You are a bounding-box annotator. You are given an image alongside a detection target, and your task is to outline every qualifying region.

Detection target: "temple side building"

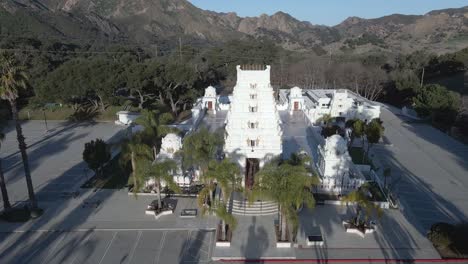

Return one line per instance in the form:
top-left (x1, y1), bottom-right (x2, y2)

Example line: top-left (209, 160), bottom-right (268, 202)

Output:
top-left (280, 88), bottom-right (381, 123)
top-left (224, 65), bottom-right (283, 188)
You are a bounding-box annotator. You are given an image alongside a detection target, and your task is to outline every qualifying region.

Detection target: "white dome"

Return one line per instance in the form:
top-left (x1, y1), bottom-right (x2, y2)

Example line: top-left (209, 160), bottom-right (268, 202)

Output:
top-left (324, 135), bottom-right (347, 156)
top-left (161, 133), bottom-right (182, 154)
top-left (204, 86), bottom-right (216, 97)
top-left (290, 86), bottom-right (302, 97)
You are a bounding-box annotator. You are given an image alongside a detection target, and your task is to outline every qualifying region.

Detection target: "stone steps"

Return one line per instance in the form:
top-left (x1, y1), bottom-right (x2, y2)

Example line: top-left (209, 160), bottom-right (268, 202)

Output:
top-left (229, 199), bottom-right (278, 216)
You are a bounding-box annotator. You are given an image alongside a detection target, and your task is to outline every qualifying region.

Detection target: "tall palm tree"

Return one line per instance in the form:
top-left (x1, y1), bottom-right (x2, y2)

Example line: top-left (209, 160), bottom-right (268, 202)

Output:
top-left (341, 183), bottom-right (383, 227)
top-left (250, 154), bottom-right (320, 242)
top-left (0, 125), bottom-right (11, 211)
top-left (120, 134), bottom-right (152, 195)
top-left (134, 109), bottom-right (175, 159)
top-left (143, 158), bottom-right (181, 209)
top-left (205, 159), bottom-right (241, 241)
top-left (0, 53), bottom-right (40, 213)
top-left (182, 127), bottom-right (223, 208)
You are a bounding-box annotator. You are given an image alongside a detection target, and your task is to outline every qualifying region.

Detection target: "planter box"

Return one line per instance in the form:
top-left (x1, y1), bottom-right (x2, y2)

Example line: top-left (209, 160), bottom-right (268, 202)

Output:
top-left (216, 223), bottom-right (232, 247)
top-left (306, 235), bottom-right (324, 246)
top-left (215, 241), bottom-right (231, 247)
top-left (154, 210), bottom-right (173, 220)
top-left (343, 221), bottom-right (376, 238)
top-left (145, 210), bottom-right (156, 216)
top-left (180, 209), bottom-right (198, 218)
top-left (276, 242), bottom-right (292, 248)
top-left (274, 224), bottom-right (291, 248)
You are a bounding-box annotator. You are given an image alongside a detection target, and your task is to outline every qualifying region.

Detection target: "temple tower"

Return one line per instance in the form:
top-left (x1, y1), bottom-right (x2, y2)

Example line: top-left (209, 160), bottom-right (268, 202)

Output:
top-left (224, 65), bottom-right (283, 188)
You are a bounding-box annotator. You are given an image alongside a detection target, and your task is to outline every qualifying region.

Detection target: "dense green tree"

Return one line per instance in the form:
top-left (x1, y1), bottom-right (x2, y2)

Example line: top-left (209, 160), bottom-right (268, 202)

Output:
top-left (82, 139), bottom-right (111, 177)
top-left (413, 84), bottom-right (460, 118)
top-left (154, 62), bottom-right (199, 116)
top-left (0, 53), bottom-right (40, 215)
top-left (346, 119), bottom-right (365, 149)
top-left (364, 118), bottom-right (385, 159)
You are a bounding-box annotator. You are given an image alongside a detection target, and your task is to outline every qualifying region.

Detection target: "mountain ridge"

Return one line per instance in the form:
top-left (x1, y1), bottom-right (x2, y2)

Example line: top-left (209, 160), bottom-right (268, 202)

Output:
top-left (1, 0), bottom-right (467, 54)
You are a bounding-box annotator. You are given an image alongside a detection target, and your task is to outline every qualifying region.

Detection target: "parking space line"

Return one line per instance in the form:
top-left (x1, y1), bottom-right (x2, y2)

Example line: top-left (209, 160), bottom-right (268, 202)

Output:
top-left (154, 231), bottom-right (166, 264)
top-left (40, 232), bottom-right (66, 264)
top-left (127, 231), bottom-right (142, 264)
top-left (182, 230), bottom-right (192, 258)
top-left (70, 231), bottom-right (95, 264)
top-left (98, 231), bottom-right (117, 264)
top-left (208, 230), bottom-right (213, 260)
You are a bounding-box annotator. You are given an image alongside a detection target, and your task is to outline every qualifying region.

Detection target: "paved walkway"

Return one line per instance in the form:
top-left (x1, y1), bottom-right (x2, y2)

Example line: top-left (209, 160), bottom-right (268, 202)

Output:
top-left (212, 205), bottom-right (439, 261)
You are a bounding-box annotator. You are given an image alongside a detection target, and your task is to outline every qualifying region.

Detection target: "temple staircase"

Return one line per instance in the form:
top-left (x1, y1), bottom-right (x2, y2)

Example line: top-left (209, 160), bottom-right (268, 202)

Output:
top-left (228, 192), bottom-right (278, 216)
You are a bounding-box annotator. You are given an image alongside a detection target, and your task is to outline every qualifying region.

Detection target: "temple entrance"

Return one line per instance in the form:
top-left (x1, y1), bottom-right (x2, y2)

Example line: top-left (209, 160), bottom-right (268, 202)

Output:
top-left (245, 158), bottom-right (260, 189)
top-left (294, 101), bottom-right (299, 111)
top-left (207, 101), bottom-right (213, 110)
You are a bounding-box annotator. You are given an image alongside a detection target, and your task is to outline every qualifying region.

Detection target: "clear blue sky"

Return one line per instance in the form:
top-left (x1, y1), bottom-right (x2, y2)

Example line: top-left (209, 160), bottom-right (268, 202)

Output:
top-left (189, 0), bottom-right (468, 26)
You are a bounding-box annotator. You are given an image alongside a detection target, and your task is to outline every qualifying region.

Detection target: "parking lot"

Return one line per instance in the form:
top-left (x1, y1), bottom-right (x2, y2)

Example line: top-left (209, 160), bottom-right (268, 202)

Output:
top-left (0, 121), bottom-right (125, 206)
top-left (0, 229), bottom-right (215, 264)
top-left (374, 107), bottom-right (468, 232)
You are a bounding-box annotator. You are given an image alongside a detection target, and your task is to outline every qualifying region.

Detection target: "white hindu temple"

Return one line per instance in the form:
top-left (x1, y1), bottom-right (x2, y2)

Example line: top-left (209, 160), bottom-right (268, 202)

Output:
top-left (145, 133), bottom-right (192, 190)
top-left (316, 135), bottom-right (366, 194)
top-left (224, 65), bottom-right (283, 188)
top-left (169, 65), bottom-right (382, 195)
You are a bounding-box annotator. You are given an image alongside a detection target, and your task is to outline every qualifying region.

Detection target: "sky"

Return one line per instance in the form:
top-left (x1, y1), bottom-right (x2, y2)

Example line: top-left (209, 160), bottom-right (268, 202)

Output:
top-left (189, 0), bottom-right (468, 26)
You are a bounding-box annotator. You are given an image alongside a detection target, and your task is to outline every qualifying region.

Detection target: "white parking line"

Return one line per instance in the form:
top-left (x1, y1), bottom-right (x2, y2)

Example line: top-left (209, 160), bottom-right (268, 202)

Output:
top-left (208, 231), bottom-right (213, 260)
top-left (70, 231), bottom-right (95, 264)
top-left (181, 230), bottom-right (192, 259)
top-left (40, 233), bottom-right (66, 264)
top-left (154, 231), bottom-right (166, 264)
top-left (127, 231), bottom-right (142, 264)
top-left (98, 231), bottom-right (117, 264)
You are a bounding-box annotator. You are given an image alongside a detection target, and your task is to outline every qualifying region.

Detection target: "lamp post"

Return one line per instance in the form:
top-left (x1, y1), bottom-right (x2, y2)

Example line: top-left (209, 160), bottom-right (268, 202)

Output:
top-left (42, 108), bottom-right (49, 133)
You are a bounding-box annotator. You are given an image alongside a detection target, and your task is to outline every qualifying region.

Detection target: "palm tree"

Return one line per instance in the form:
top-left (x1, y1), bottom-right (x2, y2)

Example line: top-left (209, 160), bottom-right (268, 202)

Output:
top-left (205, 159), bottom-right (242, 241)
top-left (341, 183), bottom-right (383, 227)
top-left (0, 125), bottom-right (11, 212)
top-left (0, 53), bottom-right (40, 214)
top-left (120, 134), bottom-right (152, 195)
top-left (134, 109), bottom-right (175, 159)
top-left (143, 158), bottom-right (181, 209)
top-left (250, 154), bottom-right (320, 242)
top-left (182, 127), bottom-right (223, 207)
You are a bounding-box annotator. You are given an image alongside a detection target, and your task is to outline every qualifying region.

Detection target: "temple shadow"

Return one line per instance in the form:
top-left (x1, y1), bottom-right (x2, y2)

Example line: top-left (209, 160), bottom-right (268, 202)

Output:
top-left (241, 216), bottom-right (268, 263)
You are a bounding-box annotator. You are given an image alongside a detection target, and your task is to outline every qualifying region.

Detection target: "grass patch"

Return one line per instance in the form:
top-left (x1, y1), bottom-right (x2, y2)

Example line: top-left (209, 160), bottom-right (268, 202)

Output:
top-left (349, 147), bottom-right (373, 166)
top-left (19, 105), bottom-right (128, 121)
top-left (81, 154), bottom-right (130, 189)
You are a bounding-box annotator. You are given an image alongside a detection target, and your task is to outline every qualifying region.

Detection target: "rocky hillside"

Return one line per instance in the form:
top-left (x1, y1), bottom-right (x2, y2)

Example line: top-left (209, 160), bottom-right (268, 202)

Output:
top-left (1, 0), bottom-right (467, 54)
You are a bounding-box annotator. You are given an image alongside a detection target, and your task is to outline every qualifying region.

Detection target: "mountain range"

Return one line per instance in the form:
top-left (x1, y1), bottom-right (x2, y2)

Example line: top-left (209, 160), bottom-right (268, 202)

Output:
top-left (1, 0), bottom-right (467, 54)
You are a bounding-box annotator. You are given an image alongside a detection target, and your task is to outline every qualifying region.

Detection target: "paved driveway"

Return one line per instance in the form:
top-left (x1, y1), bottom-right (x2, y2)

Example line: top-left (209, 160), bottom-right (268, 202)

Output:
top-left (0, 121), bottom-right (124, 207)
top-left (373, 107), bottom-right (468, 233)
